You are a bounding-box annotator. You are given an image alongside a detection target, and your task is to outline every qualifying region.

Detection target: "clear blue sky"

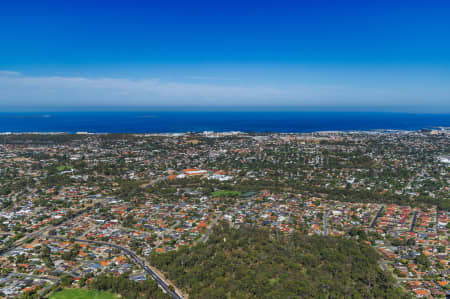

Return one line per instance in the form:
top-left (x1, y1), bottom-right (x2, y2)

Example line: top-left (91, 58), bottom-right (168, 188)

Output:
top-left (1, 0), bottom-right (449, 112)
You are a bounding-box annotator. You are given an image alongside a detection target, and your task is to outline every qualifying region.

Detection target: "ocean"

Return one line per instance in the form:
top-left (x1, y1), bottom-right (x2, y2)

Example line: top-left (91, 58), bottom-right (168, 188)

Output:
top-left (0, 111), bottom-right (449, 133)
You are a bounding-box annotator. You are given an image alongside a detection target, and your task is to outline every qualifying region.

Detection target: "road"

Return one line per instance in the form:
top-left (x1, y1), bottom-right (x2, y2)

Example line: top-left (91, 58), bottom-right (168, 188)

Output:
top-left (0, 197), bottom-right (183, 297)
top-left (370, 205), bottom-right (385, 228)
top-left (2, 208), bottom-right (88, 256)
top-left (142, 175), bottom-right (169, 188)
top-left (323, 210), bottom-right (329, 236)
top-left (48, 236), bottom-right (183, 299)
top-left (10, 272), bottom-right (60, 296)
top-left (377, 260), bottom-right (401, 287)
top-left (158, 220), bottom-right (181, 237)
top-left (201, 211), bottom-right (223, 243)
top-left (2, 197), bottom-right (105, 256)
top-left (10, 272), bottom-right (60, 282)
top-left (378, 259), bottom-right (388, 271)
top-left (409, 211), bottom-right (419, 232)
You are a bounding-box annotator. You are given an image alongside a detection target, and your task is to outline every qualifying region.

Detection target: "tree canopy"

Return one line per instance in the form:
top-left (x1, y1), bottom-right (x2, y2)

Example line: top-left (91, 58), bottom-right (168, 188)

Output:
top-left (150, 224), bottom-right (407, 298)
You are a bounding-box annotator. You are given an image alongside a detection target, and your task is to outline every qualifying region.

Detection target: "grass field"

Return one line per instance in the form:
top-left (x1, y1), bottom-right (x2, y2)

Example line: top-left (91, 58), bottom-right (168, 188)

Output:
top-left (56, 165), bottom-right (72, 171)
top-left (211, 190), bottom-right (241, 198)
top-left (50, 288), bottom-right (118, 299)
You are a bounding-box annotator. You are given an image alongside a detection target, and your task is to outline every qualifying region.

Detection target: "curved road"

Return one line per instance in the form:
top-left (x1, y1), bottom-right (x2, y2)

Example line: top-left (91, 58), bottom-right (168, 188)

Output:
top-left (48, 236), bottom-right (183, 299)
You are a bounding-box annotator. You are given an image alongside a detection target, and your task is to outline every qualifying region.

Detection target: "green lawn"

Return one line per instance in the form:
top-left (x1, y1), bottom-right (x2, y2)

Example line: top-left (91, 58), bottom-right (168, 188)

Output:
top-left (50, 288), bottom-right (118, 299)
top-left (56, 165), bottom-right (72, 171)
top-left (211, 190), bottom-right (241, 198)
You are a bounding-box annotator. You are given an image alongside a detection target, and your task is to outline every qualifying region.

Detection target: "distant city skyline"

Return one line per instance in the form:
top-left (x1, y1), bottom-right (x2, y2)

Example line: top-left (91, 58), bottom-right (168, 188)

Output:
top-left (1, 1), bottom-right (449, 112)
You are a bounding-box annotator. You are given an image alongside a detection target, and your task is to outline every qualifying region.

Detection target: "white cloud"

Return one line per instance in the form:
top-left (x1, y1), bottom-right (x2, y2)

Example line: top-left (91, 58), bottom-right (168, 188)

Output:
top-left (0, 70), bottom-right (21, 76)
top-left (0, 73), bottom-right (448, 110)
top-left (185, 75), bottom-right (238, 81)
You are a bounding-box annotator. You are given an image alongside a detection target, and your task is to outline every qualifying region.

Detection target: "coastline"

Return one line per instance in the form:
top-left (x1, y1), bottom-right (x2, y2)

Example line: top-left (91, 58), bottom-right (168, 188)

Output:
top-left (0, 111), bottom-right (449, 134)
top-left (0, 129), bottom-right (448, 135)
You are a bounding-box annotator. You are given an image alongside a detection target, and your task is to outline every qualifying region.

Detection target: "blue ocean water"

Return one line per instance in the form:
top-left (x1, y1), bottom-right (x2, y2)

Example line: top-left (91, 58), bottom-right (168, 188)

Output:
top-left (0, 112), bottom-right (449, 133)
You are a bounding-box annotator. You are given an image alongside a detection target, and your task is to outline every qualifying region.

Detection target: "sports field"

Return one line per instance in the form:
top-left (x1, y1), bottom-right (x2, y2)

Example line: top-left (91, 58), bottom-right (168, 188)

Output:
top-left (50, 288), bottom-right (118, 299)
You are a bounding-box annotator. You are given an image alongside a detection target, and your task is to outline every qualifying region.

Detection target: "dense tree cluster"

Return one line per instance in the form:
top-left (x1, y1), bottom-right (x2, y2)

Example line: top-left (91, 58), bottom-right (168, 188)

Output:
top-left (150, 224), bottom-right (406, 298)
top-left (61, 243), bottom-right (80, 261)
top-left (90, 273), bottom-right (170, 299)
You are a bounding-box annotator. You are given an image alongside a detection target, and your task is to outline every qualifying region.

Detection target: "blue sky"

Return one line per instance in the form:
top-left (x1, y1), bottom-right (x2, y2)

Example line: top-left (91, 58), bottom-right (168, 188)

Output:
top-left (0, 0), bottom-right (449, 112)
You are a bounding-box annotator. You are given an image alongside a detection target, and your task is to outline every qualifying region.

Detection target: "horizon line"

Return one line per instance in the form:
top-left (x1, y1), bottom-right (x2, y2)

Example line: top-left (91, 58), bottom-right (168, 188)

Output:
top-left (1, 106), bottom-right (450, 114)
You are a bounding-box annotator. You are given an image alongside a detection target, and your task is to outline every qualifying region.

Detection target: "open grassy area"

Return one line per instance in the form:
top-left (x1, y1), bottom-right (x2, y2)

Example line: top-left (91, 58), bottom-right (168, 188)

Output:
top-left (211, 190), bottom-right (241, 198)
top-left (50, 288), bottom-right (118, 299)
top-left (56, 165), bottom-right (72, 171)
